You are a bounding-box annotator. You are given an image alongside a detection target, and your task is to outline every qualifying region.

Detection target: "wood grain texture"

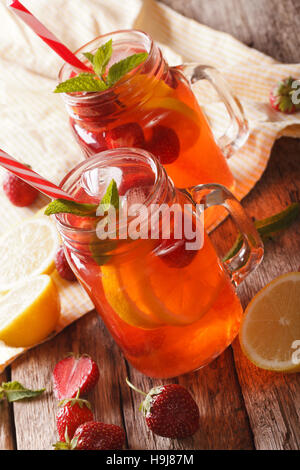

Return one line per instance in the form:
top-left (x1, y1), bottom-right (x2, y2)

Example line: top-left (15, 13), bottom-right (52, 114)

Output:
top-left (2, 0), bottom-right (300, 451)
top-left (0, 371), bottom-right (15, 450)
top-left (160, 0), bottom-right (300, 62)
top-left (124, 347), bottom-right (254, 450)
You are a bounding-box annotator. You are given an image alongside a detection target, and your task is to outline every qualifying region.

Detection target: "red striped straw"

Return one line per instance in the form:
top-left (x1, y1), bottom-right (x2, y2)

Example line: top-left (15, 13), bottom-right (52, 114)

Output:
top-left (0, 149), bottom-right (75, 201)
top-left (7, 0), bottom-right (90, 72)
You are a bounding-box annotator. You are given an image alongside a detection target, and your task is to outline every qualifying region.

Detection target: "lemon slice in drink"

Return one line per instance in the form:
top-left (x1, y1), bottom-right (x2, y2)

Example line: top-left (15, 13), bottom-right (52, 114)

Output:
top-left (0, 217), bottom-right (60, 292)
top-left (101, 264), bottom-right (164, 329)
top-left (239, 272), bottom-right (300, 372)
top-left (0, 275), bottom-right (60, 347)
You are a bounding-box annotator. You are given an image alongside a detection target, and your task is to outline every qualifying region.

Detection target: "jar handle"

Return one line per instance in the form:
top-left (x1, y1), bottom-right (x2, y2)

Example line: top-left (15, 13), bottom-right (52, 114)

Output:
top-left (174, 64), bottom-right (249, 158)
top-left (186, 183), bottom-right (264, 286)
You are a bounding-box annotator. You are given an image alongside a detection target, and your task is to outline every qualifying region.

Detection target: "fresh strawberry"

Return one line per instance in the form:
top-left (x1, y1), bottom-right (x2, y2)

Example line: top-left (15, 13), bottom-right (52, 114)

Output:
top-left (56, 390), bottom-right (94, 441)
top-left (54, 421), bottom-right (125, 450)
top-left (2, 172), bottom-right (38, 207)
top-left (53, 354), bottom-right (100, 400)
top-left (269, 77), bottom-right (300, 114)
top-left (105, 122), bottom-right (145, 149)
top-left (147, 126), bottom-right (180, 164)
top-left (126, 379), bottom-right (199, 438)
top-left (55, 246), bottom-right (77, 282)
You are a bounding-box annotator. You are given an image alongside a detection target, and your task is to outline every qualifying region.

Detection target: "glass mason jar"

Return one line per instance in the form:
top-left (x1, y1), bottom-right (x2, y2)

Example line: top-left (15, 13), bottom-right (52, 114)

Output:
top-left (59, 30), bottom-right (249, 190)
top-left (54, 148), bottom-right (263, 379)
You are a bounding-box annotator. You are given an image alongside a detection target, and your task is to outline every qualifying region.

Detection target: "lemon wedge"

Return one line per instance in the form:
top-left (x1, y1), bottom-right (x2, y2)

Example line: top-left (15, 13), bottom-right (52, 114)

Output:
top-left (239, 272), bottom-right (300, 372)
top-left (0, 217), bottom-right (60, 293)
top-left (0, 274), bottom-right (60, 347)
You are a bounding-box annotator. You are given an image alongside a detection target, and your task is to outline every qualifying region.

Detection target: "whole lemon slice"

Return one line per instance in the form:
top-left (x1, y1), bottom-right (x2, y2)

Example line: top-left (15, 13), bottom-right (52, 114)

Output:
top-left (239, 272), bottom-right (300, 372)
top-left (0, 274), bottom-right (60, 347)
top-left (0, 217), bottom-right (60, 293)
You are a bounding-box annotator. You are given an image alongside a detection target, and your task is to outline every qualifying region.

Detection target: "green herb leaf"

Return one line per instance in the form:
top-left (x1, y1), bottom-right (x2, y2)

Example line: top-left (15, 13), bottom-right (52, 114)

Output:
top-left (107, 52), bottom-right (148, 87)
top-left (82, 52), bottom-right (95, 66)
top-left (223, 203), bottom-right (300, 262)
top-left (44, 199), bottom-right (98, 217)
top-left (0, 381), bottom-right (45, 402)
top-left (98, 178), bottom-right (119, 213)
top-left (54, 73), bottom-right (108, 93)
top-left (93, 39), bottom-right (113, 78)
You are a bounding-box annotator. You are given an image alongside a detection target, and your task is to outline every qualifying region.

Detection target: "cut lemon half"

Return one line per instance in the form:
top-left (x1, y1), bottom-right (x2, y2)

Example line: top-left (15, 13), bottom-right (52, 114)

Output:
top-left (0, 217), bottom-right (60, 292)
top-left (239, 272), bottom-right (300, 372)
top-left (0, 274), bottom-right (60, 347)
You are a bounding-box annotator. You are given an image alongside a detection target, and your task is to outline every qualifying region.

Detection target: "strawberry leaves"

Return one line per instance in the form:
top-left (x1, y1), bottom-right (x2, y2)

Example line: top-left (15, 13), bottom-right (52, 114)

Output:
top-left (0, 381), bottom-right (45, 402)
top-left (54, 39), bottom-right (148, 93)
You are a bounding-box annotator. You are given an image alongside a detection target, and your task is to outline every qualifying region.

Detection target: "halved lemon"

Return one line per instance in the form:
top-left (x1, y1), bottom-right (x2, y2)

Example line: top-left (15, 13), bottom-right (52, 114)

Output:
top-left (0, 217), bottom-right (60, 292)
top-left (239, 272), bottom-right (300, 372)
top-left (0, 274), bottom-right (60, 347)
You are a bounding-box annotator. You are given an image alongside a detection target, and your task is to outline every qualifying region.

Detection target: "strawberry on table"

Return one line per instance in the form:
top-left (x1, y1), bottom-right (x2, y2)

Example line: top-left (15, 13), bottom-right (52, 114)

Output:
top-left (54, 421), bottom-right (125, 450)
top-left (105, 122), bottom-right (145, 149)
top-left (55, 246), bottom-right (77, 282)
top-left (56, 390), bottom-right (94, 441)
top-left (126, 379), bottom-right (200, 438)
top-left (269, 76), bottom-right (300, 114)
top-left (3, 171), bottom-right (38, 207)
top-left (147, 125), bottom-right (180, 164)
top-left (53, 354), bottom-right (100, 400)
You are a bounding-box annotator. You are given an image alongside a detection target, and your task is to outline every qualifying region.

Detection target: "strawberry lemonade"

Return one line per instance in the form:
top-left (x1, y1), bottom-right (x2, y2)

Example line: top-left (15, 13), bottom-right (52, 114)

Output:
top-left (58, 30), bottom-right (247, 190)
top-left (52, 149), bottom-right (262, 379)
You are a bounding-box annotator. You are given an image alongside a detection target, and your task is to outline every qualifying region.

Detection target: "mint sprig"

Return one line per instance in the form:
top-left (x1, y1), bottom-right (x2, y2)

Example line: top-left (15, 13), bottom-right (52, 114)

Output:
top-left (0, 381), bottom-right (45, 403)
top-left (54, 39), bottom-right (148, 93)
top-left (44, 178), bottom-right (120, 217)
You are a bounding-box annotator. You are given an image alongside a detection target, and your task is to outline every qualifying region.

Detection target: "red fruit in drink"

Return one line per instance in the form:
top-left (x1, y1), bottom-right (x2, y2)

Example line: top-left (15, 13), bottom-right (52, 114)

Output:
top-left (157, 211), bottom-right (199, 268)
top-left (105, 122), bottom-right (145, 149)
top-left (127, 381), bottom-right (200, 438)
top-left (55, 246), bottom-right (77, 282)
top-left (269, 77), bottom-right (300, 114)
top-left (147, 126), bottom-right (180, 164)
top-left (72, 421), bottom-right (125, 450)
top-left (53, 354), bottom-right (100, 400)
top-left (118, 171), bottom-right (155, 196)
top-left (56, 392), bottom-right (94, 441)
top-left (2, 172), bottom-right (38, 207)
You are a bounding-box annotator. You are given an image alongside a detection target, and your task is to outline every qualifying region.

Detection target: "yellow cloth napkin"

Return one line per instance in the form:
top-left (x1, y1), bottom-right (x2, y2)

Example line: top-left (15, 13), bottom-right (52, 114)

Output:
top-left (0, 0), bottom-right (299, 372)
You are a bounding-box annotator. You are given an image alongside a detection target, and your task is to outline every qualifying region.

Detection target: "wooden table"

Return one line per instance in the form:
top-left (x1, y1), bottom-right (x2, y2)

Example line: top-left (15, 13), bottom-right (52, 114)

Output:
top-left (1, 0), bottom-right (300, 451)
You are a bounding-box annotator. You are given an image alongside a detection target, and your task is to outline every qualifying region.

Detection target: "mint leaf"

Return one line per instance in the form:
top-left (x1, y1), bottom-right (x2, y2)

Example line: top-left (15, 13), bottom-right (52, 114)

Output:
top-left (0, 381), bottom-right (45, 402)
top-left (54, 73), bottom-right (108, 93)
top-left (93, 39), bottom-right (113, 77)
top-left (82, 52), bottom-right (95, 66)
top-left (107, 52), bottom-right (148, 86)
top-left (98, 178), bottom-right (119, 212)
top-left (45, 199), bottom-right (98, 217)
top-left (44, 179), bottom-right (119, 217)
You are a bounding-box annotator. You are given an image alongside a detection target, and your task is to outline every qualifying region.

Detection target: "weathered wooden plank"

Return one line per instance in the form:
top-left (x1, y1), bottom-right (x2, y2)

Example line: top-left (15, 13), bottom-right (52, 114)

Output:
top-left (232, 137), bottom-right (300, 450)
top-left (160, 0), bottom-right (300, 62)
top-left (124, 348), bottom-right (254, 450)
top-left (0, 370), bottom-right (15, 450)
top-left (10, 310), bottom-right (128, 450)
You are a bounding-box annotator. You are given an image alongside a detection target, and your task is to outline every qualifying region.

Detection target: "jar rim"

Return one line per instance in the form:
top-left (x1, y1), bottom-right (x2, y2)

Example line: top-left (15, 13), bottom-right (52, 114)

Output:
top-left (54, 147), bottom-right (170, 235)
top-left (58, 29), bottom-right (155, 102)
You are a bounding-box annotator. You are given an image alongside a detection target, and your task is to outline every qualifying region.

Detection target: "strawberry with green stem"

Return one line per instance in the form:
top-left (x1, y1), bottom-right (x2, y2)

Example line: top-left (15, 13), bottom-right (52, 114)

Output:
top-left (55, 389), bottom-right (94, 442)
top-left (270, 77), bottom-right (300, 114)
top-left (126, 378), bottom-right (200, 438)
top-left (54, 421), bottom-right (125, 450)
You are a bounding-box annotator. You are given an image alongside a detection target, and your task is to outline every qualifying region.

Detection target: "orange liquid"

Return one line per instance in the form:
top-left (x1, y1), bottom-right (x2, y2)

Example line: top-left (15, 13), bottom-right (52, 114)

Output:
top-left (64, 196), bottom-right (242, 379)
top-left (68, 65), bottom-right (235, 190)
